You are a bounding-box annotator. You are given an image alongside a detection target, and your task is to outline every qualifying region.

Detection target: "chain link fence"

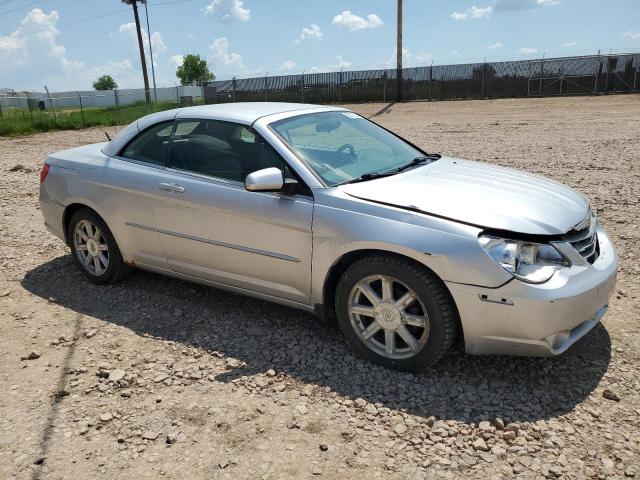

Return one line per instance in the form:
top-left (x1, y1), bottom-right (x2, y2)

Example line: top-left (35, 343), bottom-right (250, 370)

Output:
top-left (2, 52), bottom-right (638, 136)
top-left (204, 52), bottom-right (640, 105)
top-left (0, 85), bottom-right (204, 136)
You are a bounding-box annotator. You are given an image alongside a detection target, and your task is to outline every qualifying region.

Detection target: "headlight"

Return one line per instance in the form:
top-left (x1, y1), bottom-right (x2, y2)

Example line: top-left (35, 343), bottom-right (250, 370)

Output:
top-left (478, 235), bottom-right (569, 284)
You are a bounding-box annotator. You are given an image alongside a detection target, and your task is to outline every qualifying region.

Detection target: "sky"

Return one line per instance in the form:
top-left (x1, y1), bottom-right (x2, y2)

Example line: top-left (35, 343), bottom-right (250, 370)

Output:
top-left (0, 0), bottom-right (639, 91)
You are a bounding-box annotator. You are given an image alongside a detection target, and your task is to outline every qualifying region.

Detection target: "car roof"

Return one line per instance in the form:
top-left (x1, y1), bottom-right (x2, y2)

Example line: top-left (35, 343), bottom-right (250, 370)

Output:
top-left (176, 102), bottom-right (346, 124)
top-left (103, 102), bottom-right (347, 157)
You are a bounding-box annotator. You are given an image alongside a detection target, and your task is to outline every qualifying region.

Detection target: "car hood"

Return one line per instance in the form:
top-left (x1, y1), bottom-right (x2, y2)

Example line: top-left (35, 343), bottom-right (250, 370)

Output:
top-left (341, 157), bottom-right (590, 235)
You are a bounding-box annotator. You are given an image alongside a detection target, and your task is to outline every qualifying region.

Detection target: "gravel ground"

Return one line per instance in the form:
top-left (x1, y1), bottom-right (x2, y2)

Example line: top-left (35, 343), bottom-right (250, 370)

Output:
top-left (1, 95), bottom-right (639, 480)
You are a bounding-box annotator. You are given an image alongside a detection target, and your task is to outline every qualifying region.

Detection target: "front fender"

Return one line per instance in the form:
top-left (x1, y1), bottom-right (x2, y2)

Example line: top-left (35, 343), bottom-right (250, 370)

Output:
top-left (310, 199), bottom-right (512, 307)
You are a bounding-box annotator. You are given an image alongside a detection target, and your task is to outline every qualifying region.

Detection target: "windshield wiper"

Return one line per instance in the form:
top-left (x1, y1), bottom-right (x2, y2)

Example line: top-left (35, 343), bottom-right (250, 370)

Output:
top-left (392, 154), bottom-right (440, 173)
top-left (338, 154), bottom-right (441, 186)
top-left (339, 171), bottom-right (397, 185)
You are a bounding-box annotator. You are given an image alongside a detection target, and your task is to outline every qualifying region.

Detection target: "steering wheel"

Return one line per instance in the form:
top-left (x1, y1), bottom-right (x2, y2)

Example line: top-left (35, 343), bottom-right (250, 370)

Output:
top-left (336, 143), bottom-right (356, 162)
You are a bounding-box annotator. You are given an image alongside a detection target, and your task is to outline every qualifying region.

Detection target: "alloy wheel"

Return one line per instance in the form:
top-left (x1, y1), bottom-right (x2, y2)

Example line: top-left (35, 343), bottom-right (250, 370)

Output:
top-left (73, 219), bottom-right (109, 276)
top-left (348, 274), bottom-right (430, 359)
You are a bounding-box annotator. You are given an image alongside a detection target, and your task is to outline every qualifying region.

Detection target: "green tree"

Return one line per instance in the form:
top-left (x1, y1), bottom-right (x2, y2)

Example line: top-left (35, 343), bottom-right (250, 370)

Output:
top-left (176, 54), bottom-right (215, 86)
top-left (93, 75), bottom-right (118, 91)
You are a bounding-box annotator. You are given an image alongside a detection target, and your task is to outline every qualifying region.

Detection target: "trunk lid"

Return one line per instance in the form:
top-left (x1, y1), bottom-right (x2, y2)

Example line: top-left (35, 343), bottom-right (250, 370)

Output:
top-left (47, 142), bottom-right (108, 171)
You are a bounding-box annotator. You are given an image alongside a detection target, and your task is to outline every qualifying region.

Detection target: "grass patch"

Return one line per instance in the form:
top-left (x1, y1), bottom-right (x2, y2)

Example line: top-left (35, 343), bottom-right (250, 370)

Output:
top-left (0, 99), bottom-right (203, 137)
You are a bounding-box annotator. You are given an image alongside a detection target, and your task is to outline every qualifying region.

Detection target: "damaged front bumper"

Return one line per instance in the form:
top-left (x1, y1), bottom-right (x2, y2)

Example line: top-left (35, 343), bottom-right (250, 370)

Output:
top-left (447, 224), bottom-right (618, 356)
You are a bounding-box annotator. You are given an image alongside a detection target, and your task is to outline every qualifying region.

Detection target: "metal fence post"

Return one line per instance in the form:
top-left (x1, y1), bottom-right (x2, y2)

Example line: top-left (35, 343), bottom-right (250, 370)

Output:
top-left (383, 72), bottom-right (387, 103)
top-left (429, 63), bottom-right (433, 101)
top-left (481, 60), bottom-right (486, 99)
top-left (539, 55), bottom-right (544, 96)
top-left (301, 72), bottom-right (305, 103)
top-left (604, 55), bottom-right (609, 94)
top-left (114, 90), bottom-right (120, 124)
top-left (339, 68), bottom-right (344, 103)
top-left (232, 76), bottom-right (237, 103)
top-left (78, 92), bottom-right (86, 128)
top-left (559, 75), bottom-right (563, 95)
top-left (264, 73), bottom-right (269, 102)
top-left (593, 50), bottom-right (600, 94)
top-left (25, 92), bottom-right (34, 124)
top-left (44, 86), bottom-right (58, 125)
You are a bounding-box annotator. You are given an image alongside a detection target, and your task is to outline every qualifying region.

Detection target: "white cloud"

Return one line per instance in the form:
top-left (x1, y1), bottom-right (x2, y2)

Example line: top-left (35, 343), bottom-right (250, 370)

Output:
top-left (330, 55), bottom-right (352, 69)
top-left (118, 22), bottom-right (135, 33)
top-left (0, 7), bottom-right (179, 90)
top-left (294, 24), bottom-right (322, 44)
top-left (386, 48), bottom-right (432, 67)
top-left (622, 31), bottom-right (640, 40)
top-left (308, 55), bottom-right (352, 73)
top-left (209, 37), bottom-right (244, 70)
top-left (90, 59), bottom-right (136, 85)
top-left (494, 0), bottom-right (560, 11)
top-left (519, 47), bottom-right (538, 54)
top-left (151, 32), bottom-right (166, 54)
top-left (119, 22), bottom-right (166, 56)
top-left (0, 8), bottom-right (87, 90)
top-left (308, 66), bottom-right (329, 74)
top-left (279, 60), bottom-right (296, 71)
top-left (203, 0), bottom-right (250, 22)
top-left (485, 42), bottom-right (503, 50)
top-left (332, 11), bottom-right (383, 32)
top-left (562, 41), bottom-right (578, 47)
top-left (414, 51), bottom-right (433, 64)
top-left (451, 50), bottom-right (460, 57)
top-left (169, 54), bottom-right (184, 68)
top-left (451, 6), bottom-right (492, 20)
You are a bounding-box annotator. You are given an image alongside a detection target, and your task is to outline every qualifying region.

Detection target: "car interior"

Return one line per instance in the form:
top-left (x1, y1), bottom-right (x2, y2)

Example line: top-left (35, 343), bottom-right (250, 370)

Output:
top-left (122, 120), bottom-right (287, 183)
top-left (167, 120), bottom-right (285, 182)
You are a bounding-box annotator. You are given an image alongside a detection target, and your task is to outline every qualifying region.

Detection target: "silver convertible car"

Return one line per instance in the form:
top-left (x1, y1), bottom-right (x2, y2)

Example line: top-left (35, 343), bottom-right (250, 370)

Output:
top-left (39, 102), bottom-right (618, 371)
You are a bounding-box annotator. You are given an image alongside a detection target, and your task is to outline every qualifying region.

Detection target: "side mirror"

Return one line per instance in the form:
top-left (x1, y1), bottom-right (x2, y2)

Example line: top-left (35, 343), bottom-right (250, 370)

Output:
top-left (245, 167), bottom-right (284, 192)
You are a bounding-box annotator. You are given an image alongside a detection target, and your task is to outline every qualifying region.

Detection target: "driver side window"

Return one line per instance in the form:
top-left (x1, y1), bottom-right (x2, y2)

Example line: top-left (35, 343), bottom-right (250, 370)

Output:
top-left (167, 119), bottom-right (288, 183)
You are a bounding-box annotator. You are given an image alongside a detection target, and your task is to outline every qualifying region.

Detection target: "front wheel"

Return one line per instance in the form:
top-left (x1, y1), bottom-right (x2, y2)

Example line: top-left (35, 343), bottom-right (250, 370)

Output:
top-left (335, 255), bottom-right (459, 372)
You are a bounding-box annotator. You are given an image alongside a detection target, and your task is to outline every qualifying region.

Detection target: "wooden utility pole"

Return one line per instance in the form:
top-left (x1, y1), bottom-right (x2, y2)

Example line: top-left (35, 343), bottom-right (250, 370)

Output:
top-left (396, 0), bottom-right (403, 102)
top-left (143, 0), bottom-right (157, 102)
top-left (122, 0), bottom-right (151, 104)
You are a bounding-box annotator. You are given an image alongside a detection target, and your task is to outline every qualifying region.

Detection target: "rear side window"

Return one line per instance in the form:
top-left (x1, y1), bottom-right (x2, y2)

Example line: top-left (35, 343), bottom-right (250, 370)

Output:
top-left (121, 122), bottom-right (173, 166)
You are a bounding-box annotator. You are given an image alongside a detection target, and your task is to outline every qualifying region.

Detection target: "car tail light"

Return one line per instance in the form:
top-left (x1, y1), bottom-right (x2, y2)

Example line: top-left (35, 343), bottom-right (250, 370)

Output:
top-left (40, 163), bottom-right (50, 183)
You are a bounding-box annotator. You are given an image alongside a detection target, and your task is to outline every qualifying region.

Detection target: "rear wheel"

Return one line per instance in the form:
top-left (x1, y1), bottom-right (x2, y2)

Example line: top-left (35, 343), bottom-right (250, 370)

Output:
top-left (68, 208), bottom-right (129, 284)
top-left (335, 255), bottom-right (459, 371)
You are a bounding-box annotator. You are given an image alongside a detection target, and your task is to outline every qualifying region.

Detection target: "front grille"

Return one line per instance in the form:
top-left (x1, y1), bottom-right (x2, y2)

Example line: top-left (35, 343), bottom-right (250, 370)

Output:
top-left (565, 216), bottom-right (599, 264)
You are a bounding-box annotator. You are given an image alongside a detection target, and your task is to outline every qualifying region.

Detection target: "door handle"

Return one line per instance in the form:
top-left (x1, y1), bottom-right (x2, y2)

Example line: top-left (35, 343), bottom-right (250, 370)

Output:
top-left (159, 182), bottom-right (185, 193)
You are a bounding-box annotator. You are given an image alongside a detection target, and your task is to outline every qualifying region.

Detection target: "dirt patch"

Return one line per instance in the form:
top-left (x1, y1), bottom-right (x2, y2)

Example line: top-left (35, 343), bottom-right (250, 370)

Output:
top-left (1, 95), bottom-right (639, 479)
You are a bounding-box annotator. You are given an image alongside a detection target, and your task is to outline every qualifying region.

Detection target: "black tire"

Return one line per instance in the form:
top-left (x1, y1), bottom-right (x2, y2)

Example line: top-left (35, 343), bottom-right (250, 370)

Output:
top-left (68, 208), bottom-right (130, 285)
top-left (335, 254), bottom-right (459, 372)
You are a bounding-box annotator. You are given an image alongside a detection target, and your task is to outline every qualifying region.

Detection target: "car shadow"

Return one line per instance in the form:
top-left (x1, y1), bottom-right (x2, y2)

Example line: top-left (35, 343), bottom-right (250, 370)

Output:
top-left (22, 255), bottom-right (611, 426)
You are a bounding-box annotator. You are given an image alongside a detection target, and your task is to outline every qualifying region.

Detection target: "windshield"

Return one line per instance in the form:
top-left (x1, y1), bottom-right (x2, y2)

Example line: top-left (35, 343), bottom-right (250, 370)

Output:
top-left (270, 111), bottom-right (428, 186)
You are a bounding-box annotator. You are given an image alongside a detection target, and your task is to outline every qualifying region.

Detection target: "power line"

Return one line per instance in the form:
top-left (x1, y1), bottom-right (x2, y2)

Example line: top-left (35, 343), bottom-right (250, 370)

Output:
top-left (0, 0), bottom-right (43, 16)
top-left (5, 8), bottom-right (130, 39)
top-left (1, 0), bottom-right (191, 38)
top-left (0, 0), bottom-right (25, 7)
top-left (147, 0), bottom-right (194, 6)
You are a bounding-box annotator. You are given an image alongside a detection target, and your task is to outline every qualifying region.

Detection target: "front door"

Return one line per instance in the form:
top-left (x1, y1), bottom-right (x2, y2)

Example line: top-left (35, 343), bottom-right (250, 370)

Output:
top-left (152, 118), bottom-right (314, 305)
